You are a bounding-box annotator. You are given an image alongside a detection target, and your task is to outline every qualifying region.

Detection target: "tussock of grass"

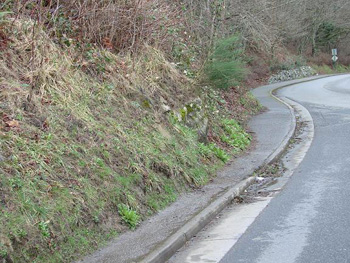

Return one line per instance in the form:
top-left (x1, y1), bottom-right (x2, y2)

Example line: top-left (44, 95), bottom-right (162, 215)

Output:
top-left (0, 20), bottom-right (255, 262)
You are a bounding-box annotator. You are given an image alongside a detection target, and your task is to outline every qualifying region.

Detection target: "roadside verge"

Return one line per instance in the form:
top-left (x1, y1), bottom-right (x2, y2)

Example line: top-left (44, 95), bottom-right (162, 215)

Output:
top-left (78, 75), bottom-right (335, 263)
top-left (140, 75), bottom-right (333, 263)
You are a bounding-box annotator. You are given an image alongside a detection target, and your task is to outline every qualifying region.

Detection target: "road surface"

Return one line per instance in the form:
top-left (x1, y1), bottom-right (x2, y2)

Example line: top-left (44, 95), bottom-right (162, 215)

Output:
top-left (169, 74), bottom-right (350, 263)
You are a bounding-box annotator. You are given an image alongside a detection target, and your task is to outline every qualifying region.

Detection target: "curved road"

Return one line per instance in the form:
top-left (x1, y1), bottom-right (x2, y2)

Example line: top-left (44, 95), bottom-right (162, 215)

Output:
top-left (220, 75), bottom-right (350, 263)
top-left (168, 75), bottom-right (350, 263)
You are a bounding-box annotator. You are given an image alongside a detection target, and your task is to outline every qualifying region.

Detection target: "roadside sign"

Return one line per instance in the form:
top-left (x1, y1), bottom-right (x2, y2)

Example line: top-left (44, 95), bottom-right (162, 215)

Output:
top-left (332, 55), bottom-right (338, 62)
top-left (332, 49), bottom-right (338, 56)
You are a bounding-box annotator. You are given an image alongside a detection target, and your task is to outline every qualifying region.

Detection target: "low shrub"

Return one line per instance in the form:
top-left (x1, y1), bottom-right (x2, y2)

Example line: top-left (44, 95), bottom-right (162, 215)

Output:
top-left (205, 35), bottom-right (247, 89)
top-left (117, 204), bottom-right (140, 230)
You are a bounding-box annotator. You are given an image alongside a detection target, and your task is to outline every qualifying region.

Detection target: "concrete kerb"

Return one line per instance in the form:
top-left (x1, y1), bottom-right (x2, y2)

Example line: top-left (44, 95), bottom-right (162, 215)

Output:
top-left (140, 177), bottom-right (255, 263)
top-left (139, 75), bottom-right (337, 263)
top-left (139, 177), bottom-right (255, 263)
top-left (265, 74), bottom-right (338, 164)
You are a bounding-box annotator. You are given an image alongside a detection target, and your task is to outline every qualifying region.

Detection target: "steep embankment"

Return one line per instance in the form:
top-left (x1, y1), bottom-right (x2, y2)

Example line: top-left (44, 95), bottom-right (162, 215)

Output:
top-left (0, 20), bottom-right (259, 262)
top-left (1, 0), bottom-right (349, 261)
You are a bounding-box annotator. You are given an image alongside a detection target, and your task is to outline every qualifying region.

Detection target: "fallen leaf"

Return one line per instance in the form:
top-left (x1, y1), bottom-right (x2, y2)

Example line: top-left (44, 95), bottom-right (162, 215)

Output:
top-left (102, 37), bottom-right (113, 50)
top-left (6, 120), bottom-right (19, 127)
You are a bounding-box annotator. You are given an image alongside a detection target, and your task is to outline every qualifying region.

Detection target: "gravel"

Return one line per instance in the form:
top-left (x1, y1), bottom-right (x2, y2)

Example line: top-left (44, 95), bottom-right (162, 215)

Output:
top-left (269, 66), bottom-right (318, 84)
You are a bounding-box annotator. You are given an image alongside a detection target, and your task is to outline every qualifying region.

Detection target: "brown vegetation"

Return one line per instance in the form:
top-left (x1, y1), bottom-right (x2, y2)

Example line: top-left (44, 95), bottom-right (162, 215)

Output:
top-left (3, 0), bottom-right (350, 65)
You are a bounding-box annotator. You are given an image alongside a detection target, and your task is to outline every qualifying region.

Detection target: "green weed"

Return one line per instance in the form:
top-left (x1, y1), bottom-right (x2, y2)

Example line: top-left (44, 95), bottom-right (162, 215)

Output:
top-left (209, 144), bottom-right (230, 162)
top-left (191, 166), bottom-right (210, 185)
top-left (335, 64), bottom-right (349, 73)
top-left (312, 64), bottom-right (349, 74)
top-left (117, 204), bottom-right (140, 230)
top-left (221, 119), bottom-right (251, 150)
top-left (38, 221), bottom-right (50, 238)
top-left (198, 142), bottom-right (225, 162)
top-left (198, 143), bottom-right (213, 158)
top-left (0, 244), bottom-right (7, 258)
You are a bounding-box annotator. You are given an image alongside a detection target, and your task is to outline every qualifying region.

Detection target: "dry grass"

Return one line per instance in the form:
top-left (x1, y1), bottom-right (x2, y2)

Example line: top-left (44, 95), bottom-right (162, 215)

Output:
top-left (1, 18), bottom-right (192, 117)
top-left (0, 19), bottom-right (256, 262)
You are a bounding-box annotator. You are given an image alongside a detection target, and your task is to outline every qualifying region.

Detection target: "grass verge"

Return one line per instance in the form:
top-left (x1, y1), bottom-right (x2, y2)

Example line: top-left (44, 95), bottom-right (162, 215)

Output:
top-left (0, 20), bottom-right (260, 262)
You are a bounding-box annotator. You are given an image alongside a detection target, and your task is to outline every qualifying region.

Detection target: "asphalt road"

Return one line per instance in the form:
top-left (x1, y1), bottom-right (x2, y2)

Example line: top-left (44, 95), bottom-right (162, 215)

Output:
top-left (168, 75), bottom-right (350, 263)
top-left (220, 75), bottom-right (350, 263)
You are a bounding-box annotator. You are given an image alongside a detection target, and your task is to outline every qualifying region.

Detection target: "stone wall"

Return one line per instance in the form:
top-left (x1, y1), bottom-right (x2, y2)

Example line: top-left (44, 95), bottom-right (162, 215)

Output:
top-left (268, 66), bottom-right (317, 84)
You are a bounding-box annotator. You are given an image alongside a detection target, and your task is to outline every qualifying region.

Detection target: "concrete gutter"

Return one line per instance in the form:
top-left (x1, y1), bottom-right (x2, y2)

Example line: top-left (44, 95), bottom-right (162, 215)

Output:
top-left (263, 74), bottom-right (339, 165)
top-left (140, 177), bottom-right (255, 263)
top-left (139, 75), bottom-right (337, 263)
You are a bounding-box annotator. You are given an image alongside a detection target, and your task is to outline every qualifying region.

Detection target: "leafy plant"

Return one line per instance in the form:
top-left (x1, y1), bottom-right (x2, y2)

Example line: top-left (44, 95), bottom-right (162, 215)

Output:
top-left (147, 185), bottom-right (177, 212)
top-left (198, 143), bottom-right (213, 158)
top-left (38, 221), bottom-right (50, 238)
top-left (117, 204), bottom-right (140, 230)
top-left (221, 119), bottom-right (251, 150)
top-left (209, 143), bottom-right (230, 162)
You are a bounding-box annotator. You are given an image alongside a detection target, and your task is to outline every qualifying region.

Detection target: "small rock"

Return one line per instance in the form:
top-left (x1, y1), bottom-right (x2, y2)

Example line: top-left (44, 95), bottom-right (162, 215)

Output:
top-left (198, 118), bottom-right (209, 143)
top-left (269, 66), bottom-right (317, 84)
top-left (161, 104), bottom-right (171, 113)
top-left (256, 176), bottom-right (265, 182)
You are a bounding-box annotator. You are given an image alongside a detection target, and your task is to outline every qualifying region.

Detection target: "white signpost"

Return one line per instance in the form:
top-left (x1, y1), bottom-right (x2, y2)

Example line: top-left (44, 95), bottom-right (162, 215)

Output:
top-left (332, 48), bottom-right (338, 67)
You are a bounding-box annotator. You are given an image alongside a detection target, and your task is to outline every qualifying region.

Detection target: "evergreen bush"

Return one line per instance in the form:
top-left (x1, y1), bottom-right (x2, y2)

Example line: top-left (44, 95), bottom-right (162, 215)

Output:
top-left (205, 35), bottom-right (247, 89)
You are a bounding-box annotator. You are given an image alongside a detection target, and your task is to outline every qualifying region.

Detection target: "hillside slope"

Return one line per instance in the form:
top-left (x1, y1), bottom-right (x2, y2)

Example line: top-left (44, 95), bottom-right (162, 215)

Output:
top-left (0, 19), bottom-right (259, 262)
top-left (1, 0), bottom-right (349, 261)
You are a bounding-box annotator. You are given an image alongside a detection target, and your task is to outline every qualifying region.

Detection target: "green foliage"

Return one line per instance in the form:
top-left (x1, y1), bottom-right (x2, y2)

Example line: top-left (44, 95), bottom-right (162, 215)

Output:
top-left (209, 144), bottom-right (230, 162)
top-left (0, 243), bottom-right (7, 258)
top-left (312, 63), bottom-right (349, 74)
top-left (316, 22), bottom-right (345, 50)
top-left (198, 142), bottom-right (229, 163)
top-left (0, 11), bottom-right (12, 23)
top-left (38, 221), bottom-right (50, 238)
top-left (335, 64), bottom-right (350, 73)
top-left (240, 92), bottom-right (263, 115)
top-left (311, 64), bottom-right (334, 74)
top-left (147, 184), bottom-right (177, 212)
top-left (221, 119), bottom-right (251, 150)
top-left (117, 204), bottom-right (140, 230)
top-left (205, 35), bottom-right (247, 89)
top-left (9, 177), bottom-right (24, 189)
top-left (198, 118), bottom-right (252, 164)
top-left (198, 143), bottom-right (214, 158)
top-left (172, 41), bottom-right (197, 78)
